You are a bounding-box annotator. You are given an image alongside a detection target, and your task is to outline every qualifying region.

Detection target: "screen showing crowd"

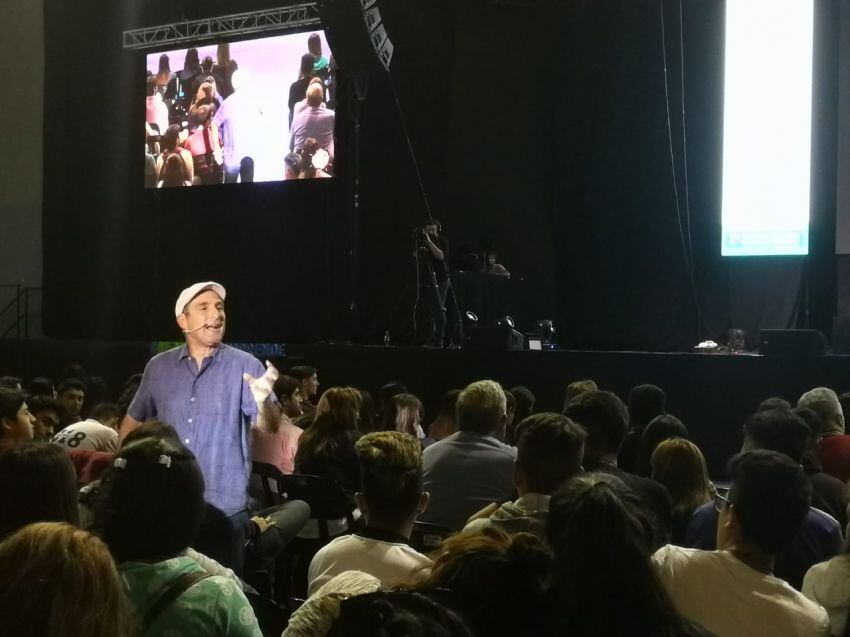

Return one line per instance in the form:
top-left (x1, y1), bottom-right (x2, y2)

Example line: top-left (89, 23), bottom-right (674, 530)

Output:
top-left (144, 31), bottom-right (335, 188)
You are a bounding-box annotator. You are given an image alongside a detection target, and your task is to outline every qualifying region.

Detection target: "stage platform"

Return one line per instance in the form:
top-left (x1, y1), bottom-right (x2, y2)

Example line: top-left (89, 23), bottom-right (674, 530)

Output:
top-left (3, 339), bottom-right (850, 476)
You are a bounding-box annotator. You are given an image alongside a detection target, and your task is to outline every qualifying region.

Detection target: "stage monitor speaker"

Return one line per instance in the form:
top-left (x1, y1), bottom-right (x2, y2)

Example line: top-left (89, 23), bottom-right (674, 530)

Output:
top-left (758, 329), bottom-right (826, 358)
top-left (316, 0), bottom-right (385, 75)
top-left (464, 326), bottom-right (524, 352)
top-left (833, 315), bottom-right (850, 354)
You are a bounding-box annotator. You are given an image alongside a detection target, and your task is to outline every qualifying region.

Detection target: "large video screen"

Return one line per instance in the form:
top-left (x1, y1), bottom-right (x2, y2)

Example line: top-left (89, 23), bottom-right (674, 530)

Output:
top-left (720, 0), bottom-right (813, 256)
top-left (144, 31), bottom-right (335, 187)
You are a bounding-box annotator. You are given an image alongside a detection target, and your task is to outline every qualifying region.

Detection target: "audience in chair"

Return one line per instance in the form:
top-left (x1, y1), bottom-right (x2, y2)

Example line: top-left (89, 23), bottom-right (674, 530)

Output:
top-left (655, 450), bottom-right (831, 637)
top-left (0, 522), bottom-right (136, 637)
top-left (564, 389), bottom-right (673, 547)
top-left (421, 380), bottom-right (516, 530)
top-left (0, 388), bottom-right (35, 454)
top-left (684, 408), bottom-right (842, 590)
top-left (799, 387), bottom-right (850, 483)
top-left (619, 383), bottom-right (667, 473)
top-left (307, 431), bottom-right (432, 595)
top-left (94, 436), bottom-right (262, 635)
top-left (252, 374), bottom-right (304, 475)
top-left (463, 412), bottom-right (586, 539)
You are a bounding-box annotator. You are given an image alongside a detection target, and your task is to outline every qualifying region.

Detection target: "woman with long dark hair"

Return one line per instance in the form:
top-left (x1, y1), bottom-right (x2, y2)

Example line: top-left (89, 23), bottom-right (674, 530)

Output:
top-left (295, 387), bottom-right (362, 497)
top-left (542, 473), bottom-right (709, 636)
top-left (156, 124), bottom-right (194, 184)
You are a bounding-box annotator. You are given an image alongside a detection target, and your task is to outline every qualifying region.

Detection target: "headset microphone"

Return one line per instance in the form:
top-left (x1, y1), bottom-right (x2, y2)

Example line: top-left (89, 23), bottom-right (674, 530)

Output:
top-left (182, 323), bottom-right (209, 334)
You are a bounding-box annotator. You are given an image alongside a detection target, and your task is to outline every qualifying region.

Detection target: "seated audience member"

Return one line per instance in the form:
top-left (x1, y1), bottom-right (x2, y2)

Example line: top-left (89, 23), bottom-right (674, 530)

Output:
top-left (156, 124), bottom-right (194, 183)
top-left (759, 396), bottom-right (793, 412)
top-left (561, 379), bottom-right (597, 414)
top-left (803, 546), bottom-right (850, 636)
top-left (0, 442), bottom-right (79, 538)
top-left (427, 389), bottom-right (460, 441)
top-left (384, 394), bottom-right (431, 445)
top-left (655, 451), bottom-right (830, 637)
top-left (542, 473), bottom-right (705, 637)
top-left (145, 75), bottom-right (169, 135)
top-left (307, 431), bottom-right (432, 595)
top-left (619, 383), bottom-right (667, 473)
top-left (799, 388), bottom-right (850, 483)
top-left (56, 378), bottom-right (86, 429)
top-left (51, 406), bottom-right (120, 453)
top-left (636, 414), bottom-right (688, 477)
top-left (421, 380), bottom-right (516, 531)
top-left (564, 390), bottom-right (673, 547)
top-left (684, 409), bottom-right (843, 590)
top-left (291, 82), bottom-right (335, 157)
top-left (294, 387), bottom-right (362, 498)
top-left (421, 526), bottom-right (551, 637)
top-left (25, 376), bottom-right (55, 398)
top-left (26, 395), bottom-right (61, 441)
top-left (502, 390), bottom-right (519, 444)
top-left (159, 152), bottom-right (192, 187)
top-left (0, 522), bottom-right (135, 637)
top-left (290, 365), bottom-right (320, 425)
top-left (510, 385), bottom-right (535, 427)
top-left (0, 388), bottom-right (35, 454)
top-left (183, 103), bottom-right (224, 185)
top-left (83, 376), bottom-right (110, 415)
top-left (252, 374), bottom-right (304, 475)
top-left (464, 412), bottom-right (586, 539)
top-left (95, 437), bottom-right (262, 635)
top-left (839, 391), bottom-right (850, 423)
top-left (650, 438), bottom-right (715, 544)
top-left (283, 570), bottom-right (382, 637)
top-left (794, 406), bottom-right (849, 531)
top-left (299, 137), bottom-right (332, 178)
top-left (0, 376), bottom-right (21, 390)
top-left (284, 152), bottom-right (303, 179)
top-left (332, 589), bottom-right (473, 637)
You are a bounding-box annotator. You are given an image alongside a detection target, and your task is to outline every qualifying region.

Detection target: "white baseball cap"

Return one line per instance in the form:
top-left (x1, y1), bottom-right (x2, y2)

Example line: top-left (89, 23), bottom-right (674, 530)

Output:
top-left (174, 281), bottom-right (226, 317)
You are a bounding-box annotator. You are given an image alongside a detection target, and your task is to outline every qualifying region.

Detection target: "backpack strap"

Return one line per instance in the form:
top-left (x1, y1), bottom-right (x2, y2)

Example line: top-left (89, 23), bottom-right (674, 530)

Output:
top-left (142, 570), bottom-right (212, 632)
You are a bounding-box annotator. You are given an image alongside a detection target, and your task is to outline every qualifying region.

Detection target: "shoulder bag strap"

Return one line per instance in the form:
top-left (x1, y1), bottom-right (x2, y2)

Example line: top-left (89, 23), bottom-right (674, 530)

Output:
top-left (142, 570), bottom-right (213, 632)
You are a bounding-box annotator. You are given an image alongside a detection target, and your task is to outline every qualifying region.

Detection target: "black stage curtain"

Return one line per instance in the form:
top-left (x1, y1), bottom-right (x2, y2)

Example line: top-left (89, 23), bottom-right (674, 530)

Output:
top-left (42, 0), bottom-right (839, 349)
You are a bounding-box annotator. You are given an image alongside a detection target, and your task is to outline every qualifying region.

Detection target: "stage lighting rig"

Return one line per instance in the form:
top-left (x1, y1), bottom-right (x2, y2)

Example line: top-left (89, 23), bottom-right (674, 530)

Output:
top-left (122, 4), bottom-right (321, 50)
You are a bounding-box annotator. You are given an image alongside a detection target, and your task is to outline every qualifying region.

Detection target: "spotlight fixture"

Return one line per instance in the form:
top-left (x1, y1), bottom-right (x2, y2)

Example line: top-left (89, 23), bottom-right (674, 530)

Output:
top-left (495, 316), bottom-right (515, 329)
top-left (463, 311), bottom-right (479, 329)
top-left (534, 319), bottom-right (556, 342)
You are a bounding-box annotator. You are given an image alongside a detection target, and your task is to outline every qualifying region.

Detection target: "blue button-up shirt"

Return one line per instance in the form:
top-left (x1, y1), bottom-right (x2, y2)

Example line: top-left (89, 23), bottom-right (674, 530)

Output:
top-left (128, 343), bottom-right (264, 517)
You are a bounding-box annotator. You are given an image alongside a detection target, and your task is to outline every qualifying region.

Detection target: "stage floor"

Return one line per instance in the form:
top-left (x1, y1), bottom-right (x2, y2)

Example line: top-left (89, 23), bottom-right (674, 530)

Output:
top-left (4, 339), bottom-right (850, 476)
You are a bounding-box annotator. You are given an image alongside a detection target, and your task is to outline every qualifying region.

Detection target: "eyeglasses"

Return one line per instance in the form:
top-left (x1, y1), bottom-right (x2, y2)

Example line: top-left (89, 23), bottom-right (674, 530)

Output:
top-left (714, 491), bottom-right (730, 513)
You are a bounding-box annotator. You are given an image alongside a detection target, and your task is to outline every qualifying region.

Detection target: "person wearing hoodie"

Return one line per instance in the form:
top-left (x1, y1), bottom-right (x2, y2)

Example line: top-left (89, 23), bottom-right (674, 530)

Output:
top-left (463, 413), bottom-right (586, 539)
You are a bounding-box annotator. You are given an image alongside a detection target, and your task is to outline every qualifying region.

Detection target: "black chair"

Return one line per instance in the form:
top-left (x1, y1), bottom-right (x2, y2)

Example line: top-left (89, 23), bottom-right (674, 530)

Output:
top-left (277, 473), bottom-right (357, 542)
top-left (410, 521), bottom-right (454, 553)
top-left (250, 461), bottom-right (288, 508)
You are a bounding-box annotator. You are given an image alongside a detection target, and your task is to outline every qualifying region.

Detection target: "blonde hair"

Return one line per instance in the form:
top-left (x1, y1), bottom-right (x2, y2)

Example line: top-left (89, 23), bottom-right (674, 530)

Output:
top-left (355, 431), bottom-right (423, 518)
top-left (456, 380), bottom-right (506, 435)
top-left (0, 522), bottom-right (136, 636)
top-left (650, 438), bottom-right (713, 514)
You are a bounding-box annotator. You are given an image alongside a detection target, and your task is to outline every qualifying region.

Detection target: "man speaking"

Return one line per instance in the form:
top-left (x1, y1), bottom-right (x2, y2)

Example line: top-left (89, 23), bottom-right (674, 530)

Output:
top-left (120, 281), bottom-right (278, 572)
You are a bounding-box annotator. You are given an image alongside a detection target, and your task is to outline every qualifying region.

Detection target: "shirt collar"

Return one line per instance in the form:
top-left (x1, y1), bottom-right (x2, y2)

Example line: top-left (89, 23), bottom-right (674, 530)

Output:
top-left (178, 342), bottom-right (225, 361)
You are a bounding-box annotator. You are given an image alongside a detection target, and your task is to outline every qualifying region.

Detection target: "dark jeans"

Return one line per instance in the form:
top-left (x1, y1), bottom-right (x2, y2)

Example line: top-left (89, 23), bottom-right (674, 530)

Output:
top-left (423, 279), bottom-right (462, 346)
top-left (193, 506), bottom-right (250, 575)
top-left (224, 156), bottom-right (254, 183)
top-left (247, 500), bottom-right (312, 563)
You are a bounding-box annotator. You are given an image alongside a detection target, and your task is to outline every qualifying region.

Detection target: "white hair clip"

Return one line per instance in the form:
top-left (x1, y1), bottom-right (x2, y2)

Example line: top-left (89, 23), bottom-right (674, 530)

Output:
top-left (113, 458), bottom-right (128, 469)
top-left (157, 455), bottom-right (172, 469)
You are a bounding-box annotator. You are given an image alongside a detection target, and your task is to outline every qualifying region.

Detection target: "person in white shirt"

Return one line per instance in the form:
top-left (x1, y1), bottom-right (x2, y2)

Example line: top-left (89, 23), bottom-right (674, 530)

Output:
top-left (653, 450), bottom-right (831, 637)
top-left (307, 431), bottom-right (431, 596)
top-left (52, 403), bottom-right (120, 453)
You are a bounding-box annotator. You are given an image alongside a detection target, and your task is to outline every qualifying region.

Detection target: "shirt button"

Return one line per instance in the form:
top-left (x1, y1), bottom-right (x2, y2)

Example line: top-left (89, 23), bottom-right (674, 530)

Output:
top-left (187, 418), bottom-right (193, 423)
top-left (190, 397), bottom-right (196, 402)
top-left (184, 438), bottom-right (190, 444)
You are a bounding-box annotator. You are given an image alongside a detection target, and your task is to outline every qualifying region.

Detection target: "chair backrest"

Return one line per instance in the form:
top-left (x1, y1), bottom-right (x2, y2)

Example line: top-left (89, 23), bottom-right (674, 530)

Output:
top-left (251, 462), bottom-right (287, 508)
top-left (278, 473), bottom-right (354, 521)
top-left (410, 521), bottom-right (454, 553)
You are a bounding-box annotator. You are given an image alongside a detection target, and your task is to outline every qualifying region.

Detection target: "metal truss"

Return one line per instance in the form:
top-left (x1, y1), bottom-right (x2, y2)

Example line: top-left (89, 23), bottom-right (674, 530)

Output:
top-left (123, 4), bottom-right (321, 50)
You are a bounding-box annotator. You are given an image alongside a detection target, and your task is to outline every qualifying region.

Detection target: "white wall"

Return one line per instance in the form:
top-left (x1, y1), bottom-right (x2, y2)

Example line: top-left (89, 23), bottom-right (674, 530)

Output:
top-left (0, 2), bottom-right (44, 333)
